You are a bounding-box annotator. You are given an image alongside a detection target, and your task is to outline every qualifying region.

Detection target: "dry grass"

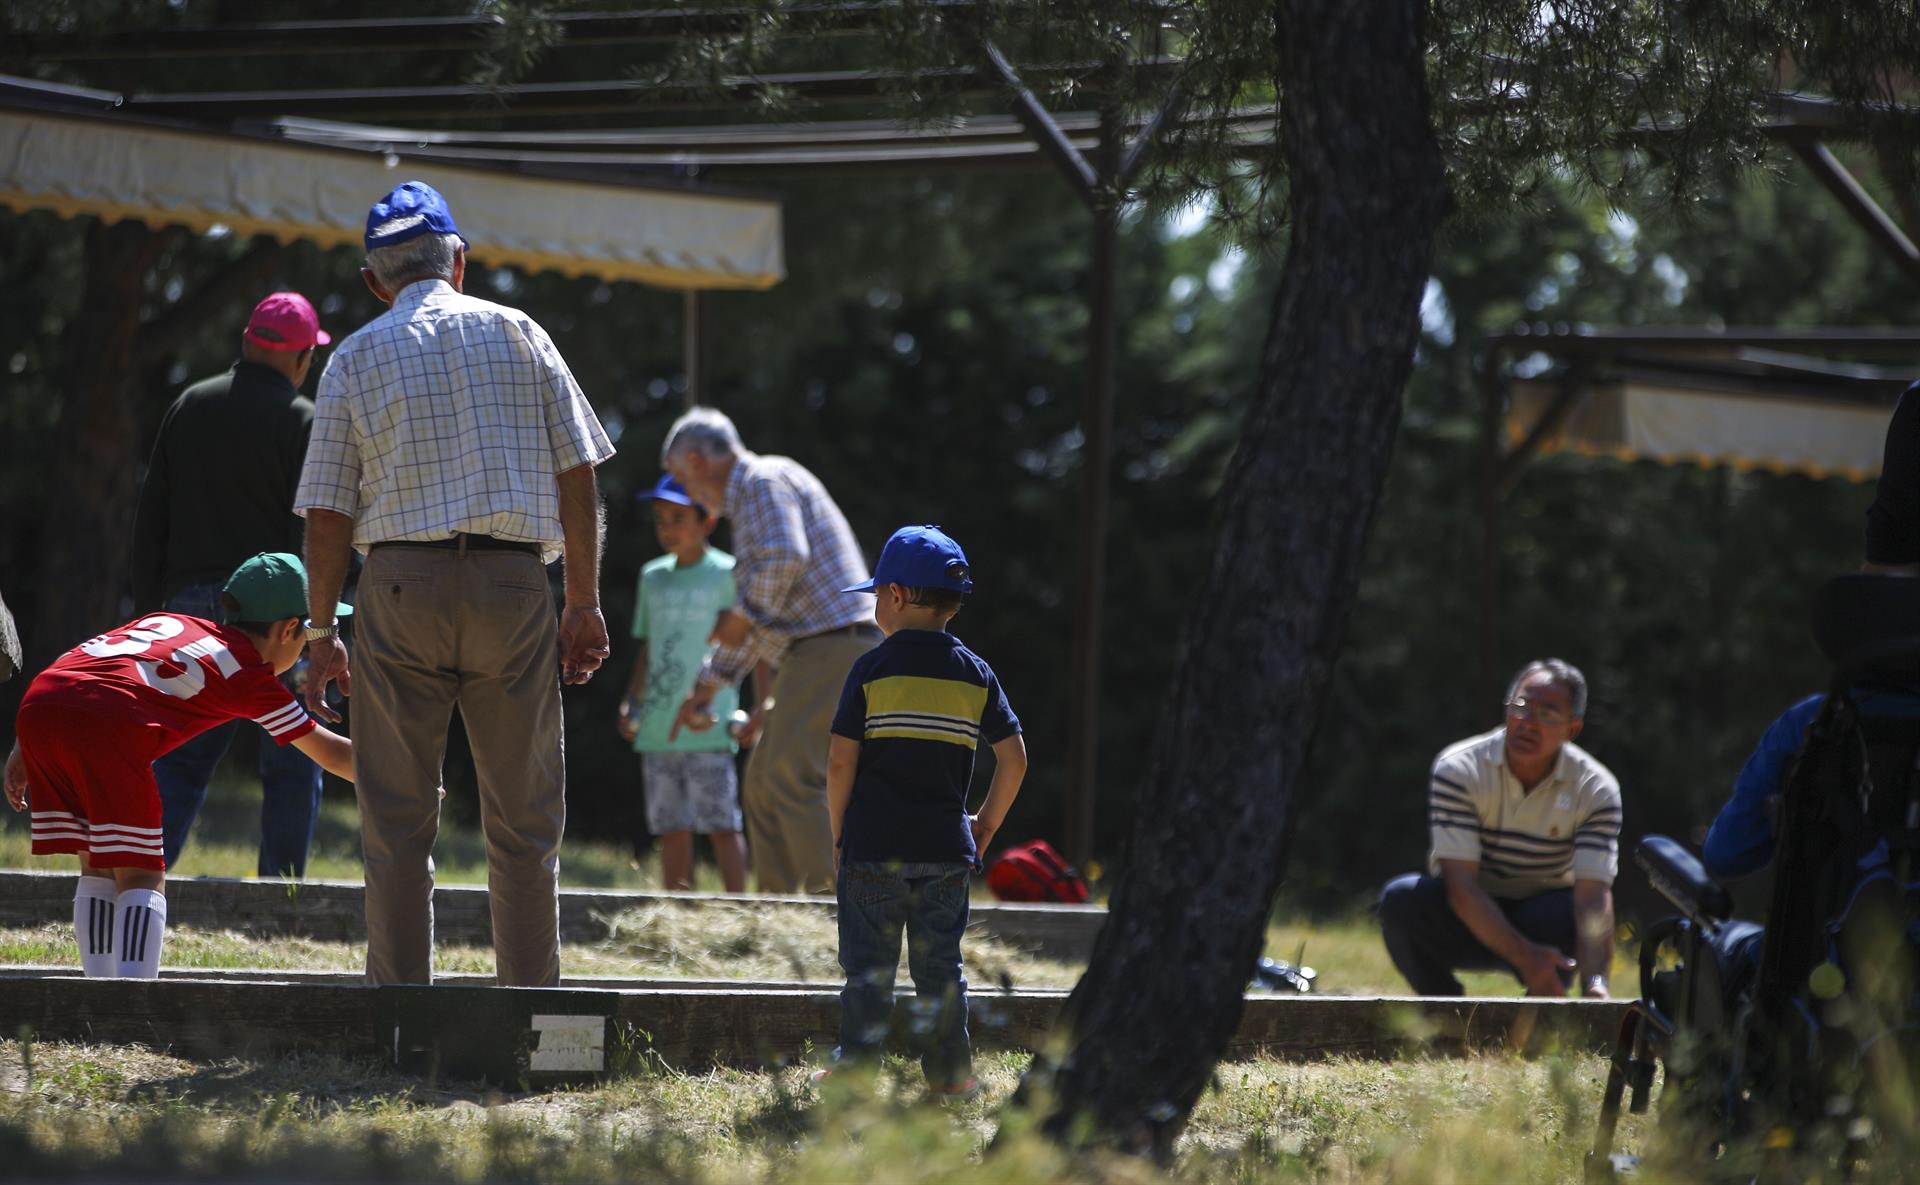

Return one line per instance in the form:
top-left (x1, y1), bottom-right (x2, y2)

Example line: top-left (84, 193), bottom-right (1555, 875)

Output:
top-left (10, 1032), bottom-right (1912, 1183)
top-left (0, 899), bottom-right (1089, 988)
top-left (1, 1035), bottom-right (1672, 1183)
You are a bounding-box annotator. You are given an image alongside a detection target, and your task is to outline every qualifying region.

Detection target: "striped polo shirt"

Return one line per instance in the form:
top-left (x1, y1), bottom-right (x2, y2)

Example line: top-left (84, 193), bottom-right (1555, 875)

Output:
top-left (1426, 727), bottom-right (1623, 896)
top-left (830, 628), bottom-right (1020, 863)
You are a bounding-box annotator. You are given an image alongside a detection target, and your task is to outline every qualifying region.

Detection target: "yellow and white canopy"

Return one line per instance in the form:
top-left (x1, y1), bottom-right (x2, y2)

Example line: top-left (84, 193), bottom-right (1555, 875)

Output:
top-left (1509, 377), bottom-right (1898, 481)
top-left (0, 107), bottom-right (783, 291)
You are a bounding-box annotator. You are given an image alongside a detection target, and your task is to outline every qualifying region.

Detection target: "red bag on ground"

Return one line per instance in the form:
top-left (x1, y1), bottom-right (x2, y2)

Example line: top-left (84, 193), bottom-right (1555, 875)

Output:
top-left (985, 839), bottom-right (1090, 904)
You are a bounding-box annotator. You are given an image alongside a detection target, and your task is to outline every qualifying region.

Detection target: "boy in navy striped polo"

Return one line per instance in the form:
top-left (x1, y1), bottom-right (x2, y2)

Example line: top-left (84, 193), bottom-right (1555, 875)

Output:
top-left (821, 525), bottom-right (1028, 1094)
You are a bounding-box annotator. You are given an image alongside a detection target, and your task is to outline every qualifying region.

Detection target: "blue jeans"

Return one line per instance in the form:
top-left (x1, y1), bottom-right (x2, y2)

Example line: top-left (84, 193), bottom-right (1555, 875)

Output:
top-left (836, 859), bottom-right (973, 1086)
top-left (1377, 872), bottom-right (1577, 995)
top-left (152, 583), bottom-right (323, 878)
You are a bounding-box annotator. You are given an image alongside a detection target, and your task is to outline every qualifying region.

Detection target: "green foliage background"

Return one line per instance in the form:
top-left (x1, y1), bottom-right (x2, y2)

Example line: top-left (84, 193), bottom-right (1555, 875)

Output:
top-left (0, 104), bottom-right (1913, 915)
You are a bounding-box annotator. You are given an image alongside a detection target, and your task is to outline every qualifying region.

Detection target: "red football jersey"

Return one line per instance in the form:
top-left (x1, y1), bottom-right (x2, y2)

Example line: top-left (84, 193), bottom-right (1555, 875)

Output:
top-left (22, 613), bottom-right (315, 760)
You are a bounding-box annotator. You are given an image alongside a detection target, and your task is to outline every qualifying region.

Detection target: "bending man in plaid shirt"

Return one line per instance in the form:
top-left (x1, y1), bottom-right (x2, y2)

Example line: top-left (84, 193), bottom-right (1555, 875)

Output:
top-left (295, 181), bottom-right (616, 986)
top-left (664, 407), bottom-right (878, 894)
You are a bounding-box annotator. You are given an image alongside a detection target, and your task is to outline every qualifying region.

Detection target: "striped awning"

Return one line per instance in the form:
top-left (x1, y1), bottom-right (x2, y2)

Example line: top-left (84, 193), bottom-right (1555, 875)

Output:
top-left (0, 107), bottom-right (783, 290)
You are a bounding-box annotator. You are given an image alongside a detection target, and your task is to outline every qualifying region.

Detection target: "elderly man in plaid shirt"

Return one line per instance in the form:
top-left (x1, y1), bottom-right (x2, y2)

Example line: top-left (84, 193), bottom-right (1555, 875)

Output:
top-left (664, 407), bottom-right (878, 894)
top-left (295, 181), bottom-right (615, 986)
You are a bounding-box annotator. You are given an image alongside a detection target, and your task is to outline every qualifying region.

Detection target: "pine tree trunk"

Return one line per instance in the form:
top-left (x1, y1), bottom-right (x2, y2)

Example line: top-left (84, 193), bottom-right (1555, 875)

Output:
top-left (1037, 0), bottom-right (1450, 1157)
top-left (26, 219), bottom-right (161, 666)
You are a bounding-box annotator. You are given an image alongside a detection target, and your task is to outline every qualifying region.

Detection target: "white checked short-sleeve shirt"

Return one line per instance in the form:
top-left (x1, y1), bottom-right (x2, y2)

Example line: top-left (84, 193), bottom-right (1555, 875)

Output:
top-left (1426, 727), bottom-right (1623, 897)
top-left (295, 280), bottom-right (614, 563)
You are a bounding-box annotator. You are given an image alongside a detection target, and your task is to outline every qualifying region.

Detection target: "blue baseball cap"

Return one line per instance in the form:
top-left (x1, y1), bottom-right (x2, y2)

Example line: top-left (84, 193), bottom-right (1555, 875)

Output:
top-left (640, 474), bottom-right (697, 507)
top-left (364, 181), bottom-right (468, 253)
top-left (843, 525), bottom-right (973, 595)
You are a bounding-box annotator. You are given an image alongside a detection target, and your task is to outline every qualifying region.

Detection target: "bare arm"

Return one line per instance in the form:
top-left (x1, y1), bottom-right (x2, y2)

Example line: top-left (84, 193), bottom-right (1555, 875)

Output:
top-left (970, 733), bottom-right (1029, 859)
top-left (826, 735), bottom-right (860, 868)
top-left (1438, 858), bottom-right (1575, 996)
top-left (556, 462), bottom-right (609, 685)
top-left (303, 508), bottom-right (356, 723)
top-left (291, 725), bottom-right (354, 782)
top-left (733, 659), bottom-right (775, 749)
top-left (1572, 878), bottom-right (1615, 998)
top-left (5, 742), bottom-right (27, 812)
top-left (618, 641), bottom-right (648, 742)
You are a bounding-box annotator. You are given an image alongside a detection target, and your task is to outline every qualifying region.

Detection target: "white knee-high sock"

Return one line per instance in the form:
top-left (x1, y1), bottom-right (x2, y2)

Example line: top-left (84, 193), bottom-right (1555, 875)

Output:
top-left (114, 889), bottom-right (167, 979)
top-left (73, 877), bottom-right (118, 977)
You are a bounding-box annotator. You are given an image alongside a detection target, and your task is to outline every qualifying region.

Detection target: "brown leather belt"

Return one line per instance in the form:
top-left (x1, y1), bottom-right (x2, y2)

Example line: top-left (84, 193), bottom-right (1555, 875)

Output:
top-left (372, 534), bottom-right (541, 556)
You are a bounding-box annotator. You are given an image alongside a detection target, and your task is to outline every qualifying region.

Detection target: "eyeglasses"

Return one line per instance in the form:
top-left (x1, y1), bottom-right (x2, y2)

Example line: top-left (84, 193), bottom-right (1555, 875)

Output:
top-left (1505, 697), bottom-right (1572, 727)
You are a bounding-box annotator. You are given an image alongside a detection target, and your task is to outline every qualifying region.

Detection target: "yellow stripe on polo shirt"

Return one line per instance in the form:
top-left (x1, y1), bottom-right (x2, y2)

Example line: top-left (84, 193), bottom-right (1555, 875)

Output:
top-left (862, 675), bottom-right (989, 749)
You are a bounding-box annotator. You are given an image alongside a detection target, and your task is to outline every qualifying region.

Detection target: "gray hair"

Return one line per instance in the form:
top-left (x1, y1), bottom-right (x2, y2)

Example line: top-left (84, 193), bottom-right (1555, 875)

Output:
top-left (365, 232), bottom-right (461, 291)
top-left (1507, 658), bottom-right (1589, 719)
top-left (661, 406), bottom-right (745, 466)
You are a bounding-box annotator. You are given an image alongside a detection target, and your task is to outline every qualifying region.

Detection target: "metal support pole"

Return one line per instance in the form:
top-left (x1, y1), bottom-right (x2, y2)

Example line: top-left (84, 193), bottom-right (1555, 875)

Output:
top-left (1786, 137), bottom-right (1920, 285)
top-left (1062, 112), bottom-right (1121, 871)
top-left (683, 288), bottom-right (706, 407)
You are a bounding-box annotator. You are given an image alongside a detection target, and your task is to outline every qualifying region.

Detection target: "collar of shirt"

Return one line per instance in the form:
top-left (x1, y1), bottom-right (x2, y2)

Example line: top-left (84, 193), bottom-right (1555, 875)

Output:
top-left (389, 277), bottom-right (454, 316)
top-left (883, 628), bottom-right (960, 649)
top-left (1490, 726), bottom-right (1571, 789)
top-left (230, 359), bottom-right (296, 398)
top-left (721, 450), bottom-right (760, 518)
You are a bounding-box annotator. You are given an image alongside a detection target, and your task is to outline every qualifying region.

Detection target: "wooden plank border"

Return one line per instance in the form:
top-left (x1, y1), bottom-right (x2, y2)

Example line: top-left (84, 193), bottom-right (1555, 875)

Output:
top-left (0, 973), bottom-right (1629, 1084)
top-left (0, 870), bottom-right (1106, 961)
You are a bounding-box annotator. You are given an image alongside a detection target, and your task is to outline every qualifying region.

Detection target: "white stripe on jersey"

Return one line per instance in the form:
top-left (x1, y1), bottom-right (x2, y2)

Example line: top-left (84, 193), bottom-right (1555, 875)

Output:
top-left (256, 701), bottom-right (308, 735)
top-left (29, 809), bottom-right (85, 823)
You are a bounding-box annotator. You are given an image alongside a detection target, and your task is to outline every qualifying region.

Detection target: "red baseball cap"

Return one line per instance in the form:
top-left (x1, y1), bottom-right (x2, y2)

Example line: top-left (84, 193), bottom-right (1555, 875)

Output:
top-left (244, 292), bottom-right (331, 351)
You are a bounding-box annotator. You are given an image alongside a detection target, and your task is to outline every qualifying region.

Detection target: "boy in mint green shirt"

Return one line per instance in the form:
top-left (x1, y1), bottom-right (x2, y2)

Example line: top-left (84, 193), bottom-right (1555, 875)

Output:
top-left (617, 476), bottom-right (759, 892)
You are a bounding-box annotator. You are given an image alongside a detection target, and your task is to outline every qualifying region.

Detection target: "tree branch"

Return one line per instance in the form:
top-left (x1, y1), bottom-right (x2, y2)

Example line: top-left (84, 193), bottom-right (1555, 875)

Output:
top-left (1117, 74), bottom-right (1185, 190)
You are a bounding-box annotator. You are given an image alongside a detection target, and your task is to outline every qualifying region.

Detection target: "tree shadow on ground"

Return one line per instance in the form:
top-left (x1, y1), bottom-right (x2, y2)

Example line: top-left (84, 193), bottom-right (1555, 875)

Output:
top-left (121, 1048), bottom-right (506, 1113)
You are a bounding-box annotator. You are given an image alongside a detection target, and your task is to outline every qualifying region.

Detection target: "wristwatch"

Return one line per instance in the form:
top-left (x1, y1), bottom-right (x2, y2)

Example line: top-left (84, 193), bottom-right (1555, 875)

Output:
top-left (303, 620), bottom-right (339, 643)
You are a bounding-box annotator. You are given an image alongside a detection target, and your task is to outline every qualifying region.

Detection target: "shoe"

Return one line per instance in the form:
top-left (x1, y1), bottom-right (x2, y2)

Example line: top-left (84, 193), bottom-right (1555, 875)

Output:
top-left (929, 1077), bottom-right (980, 1100)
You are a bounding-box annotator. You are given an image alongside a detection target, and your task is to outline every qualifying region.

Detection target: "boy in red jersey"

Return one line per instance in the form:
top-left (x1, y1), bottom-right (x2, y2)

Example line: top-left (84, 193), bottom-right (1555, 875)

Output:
top-left (4, 552), bottom-right (355, 978)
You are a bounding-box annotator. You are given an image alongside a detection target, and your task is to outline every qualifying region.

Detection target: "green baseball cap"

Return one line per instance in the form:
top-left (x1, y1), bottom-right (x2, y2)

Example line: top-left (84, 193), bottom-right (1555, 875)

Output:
top-left (221, 552), bottom-right (353, 624)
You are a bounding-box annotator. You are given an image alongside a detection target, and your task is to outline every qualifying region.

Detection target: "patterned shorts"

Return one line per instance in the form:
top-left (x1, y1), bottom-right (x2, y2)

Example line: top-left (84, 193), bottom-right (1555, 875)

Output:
top-left (641, 750), bottom-right (743, 835)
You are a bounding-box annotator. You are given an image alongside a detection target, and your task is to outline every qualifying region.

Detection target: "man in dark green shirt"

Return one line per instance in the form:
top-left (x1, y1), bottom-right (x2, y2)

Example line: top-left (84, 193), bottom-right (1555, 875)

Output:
top-left (130, 292), bottom-right (333, 878)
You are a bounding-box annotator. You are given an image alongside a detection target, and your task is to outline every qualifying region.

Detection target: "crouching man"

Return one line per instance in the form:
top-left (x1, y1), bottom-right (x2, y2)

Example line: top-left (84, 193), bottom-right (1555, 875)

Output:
top-left (1378, 658), bottom-right (1621, 998)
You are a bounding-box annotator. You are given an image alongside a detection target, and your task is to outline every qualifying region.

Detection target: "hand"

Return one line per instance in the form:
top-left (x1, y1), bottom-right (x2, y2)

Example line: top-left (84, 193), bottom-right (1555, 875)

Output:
top-left (616, 696), bottom-right (640, 743)
top-left (669, 685), bottom-right (719, 741)
top-left (305, 637), bottom-right (351, 724)
top-left (733, 706), bottom-right (766, 750)
top-left (1583, 976), bottom-right (1611, 1000)
top-left (969, 814), bottom-right (999, 861)
top-left (709, 609), bottom-right (751, 649)
top-left (558, 606), bottom-right (611, 685)
top-left (5, 743), bottom-right (28, 812)
top-left (1518, 943), bottom-right (1577, 997)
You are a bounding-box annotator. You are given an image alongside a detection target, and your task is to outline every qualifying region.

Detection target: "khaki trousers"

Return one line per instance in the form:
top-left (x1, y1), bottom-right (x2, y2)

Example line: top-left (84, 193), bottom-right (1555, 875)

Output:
top-left (745, 626), bottom-right (879, 894)
top-left (353, 544), bottom-right (565, 986)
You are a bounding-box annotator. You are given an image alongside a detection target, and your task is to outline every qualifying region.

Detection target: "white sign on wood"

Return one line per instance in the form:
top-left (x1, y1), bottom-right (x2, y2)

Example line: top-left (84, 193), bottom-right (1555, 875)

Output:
top-left (529, 1014), bottom-right (607, 1072)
